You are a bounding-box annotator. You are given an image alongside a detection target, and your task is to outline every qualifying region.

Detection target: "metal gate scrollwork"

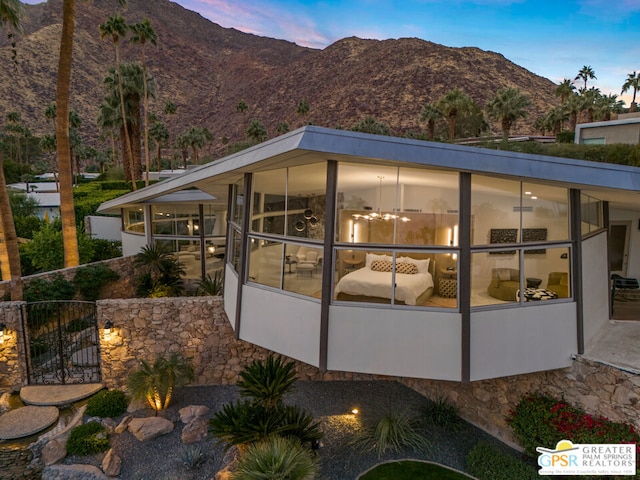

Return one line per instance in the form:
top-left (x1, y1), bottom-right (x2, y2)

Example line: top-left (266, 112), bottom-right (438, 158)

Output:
top-left (22, 301), bottom-right (101, 385)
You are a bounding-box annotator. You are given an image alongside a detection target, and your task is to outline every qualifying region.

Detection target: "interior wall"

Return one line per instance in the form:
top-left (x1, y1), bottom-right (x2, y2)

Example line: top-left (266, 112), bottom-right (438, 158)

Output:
top-left (609, 208), bottom-right (640, 279)
top-left (582, 231), bottom-right (610, 348)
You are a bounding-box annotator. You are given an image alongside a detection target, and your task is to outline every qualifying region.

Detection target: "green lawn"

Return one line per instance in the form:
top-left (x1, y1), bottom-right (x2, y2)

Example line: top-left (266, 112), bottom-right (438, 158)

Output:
top-left (359, 460), bottom-right (475, 479)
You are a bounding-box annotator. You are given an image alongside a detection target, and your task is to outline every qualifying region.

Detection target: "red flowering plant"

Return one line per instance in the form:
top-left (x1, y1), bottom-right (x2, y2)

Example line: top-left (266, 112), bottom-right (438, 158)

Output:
top-left (508, 392), bottom-right (640, 459)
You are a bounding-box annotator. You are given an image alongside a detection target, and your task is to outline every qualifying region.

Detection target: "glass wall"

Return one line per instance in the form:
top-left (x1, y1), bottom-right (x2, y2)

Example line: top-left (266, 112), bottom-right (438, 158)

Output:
top-left (470, 175), bottom-right (571, 307)
top-left (581, 193), bottom-right (604, 236)
top-left (246, 163), bottom-right (326, 298)
top-left (123, 207), bottom-right (145, 234)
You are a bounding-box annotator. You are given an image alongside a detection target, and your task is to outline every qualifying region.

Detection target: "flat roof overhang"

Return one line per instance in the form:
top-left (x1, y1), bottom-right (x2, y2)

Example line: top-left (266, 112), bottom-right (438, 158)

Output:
top-left (98, 126), bottom-right (640, 215)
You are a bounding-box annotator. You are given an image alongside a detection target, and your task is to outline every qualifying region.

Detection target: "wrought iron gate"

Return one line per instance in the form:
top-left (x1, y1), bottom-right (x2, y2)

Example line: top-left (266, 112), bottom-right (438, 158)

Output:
top-left (22, 301), bottom-right (101, 385)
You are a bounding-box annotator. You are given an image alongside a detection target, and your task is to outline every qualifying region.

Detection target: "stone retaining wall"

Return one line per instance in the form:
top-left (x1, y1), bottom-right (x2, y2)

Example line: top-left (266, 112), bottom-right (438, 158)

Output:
top-left (0, 303), bottom-right (29, 391)
top-left (98, 297), bottom-right (640, 448)
top-left (0, 256), bottom-right (141, 301)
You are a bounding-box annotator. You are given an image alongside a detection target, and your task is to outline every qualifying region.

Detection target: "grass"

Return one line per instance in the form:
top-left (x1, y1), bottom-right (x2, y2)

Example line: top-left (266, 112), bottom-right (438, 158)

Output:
top-left (359, 460), bottom-right (475, 479)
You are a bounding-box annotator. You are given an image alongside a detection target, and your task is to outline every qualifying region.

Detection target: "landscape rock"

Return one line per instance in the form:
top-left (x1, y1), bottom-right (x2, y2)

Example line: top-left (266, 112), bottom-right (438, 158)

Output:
top-left (41, 438), bottom-right (67, 466)
top-left (101, 448), bottom-right (122, 477)
top-left (179, 404), bottom-right (209, 423)
top-left (42, 464), bottom-right (110, 480)
top-left (181, 417), bottom-right (208, 444)
top-left (114, 415), bottom-right (132, 434)
top-left (128, 417), bottom-right (174, 441)
top-left (101, 418), bottom-right (116, 433)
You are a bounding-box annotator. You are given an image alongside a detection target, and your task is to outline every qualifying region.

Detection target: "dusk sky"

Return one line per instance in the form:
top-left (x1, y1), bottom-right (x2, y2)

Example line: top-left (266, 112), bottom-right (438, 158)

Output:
top-left (22, 0), bottom-right (640, 105)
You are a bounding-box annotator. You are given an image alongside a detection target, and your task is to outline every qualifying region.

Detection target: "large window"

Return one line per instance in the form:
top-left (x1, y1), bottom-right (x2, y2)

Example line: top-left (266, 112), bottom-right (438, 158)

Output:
top-left (336, 163), bottom-right (459, 246)
top-left (247, 163), bottom-right (326, 298)
top-left (581, 193), bottom-right (604, 236)
top-left (470, 176), bottom-right (571, 307)
top-left (123, 207), bottom-right (145, 234)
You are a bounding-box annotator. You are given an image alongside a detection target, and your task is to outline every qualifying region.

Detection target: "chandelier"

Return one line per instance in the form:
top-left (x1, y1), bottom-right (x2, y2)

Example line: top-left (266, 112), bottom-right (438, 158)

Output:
top-left (352, 176), bottom-right (410, 222)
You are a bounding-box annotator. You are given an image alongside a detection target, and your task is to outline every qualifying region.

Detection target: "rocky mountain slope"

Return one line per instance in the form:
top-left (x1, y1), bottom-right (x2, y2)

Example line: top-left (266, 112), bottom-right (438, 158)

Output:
top-left (0, 0), bottom-right (558, 157)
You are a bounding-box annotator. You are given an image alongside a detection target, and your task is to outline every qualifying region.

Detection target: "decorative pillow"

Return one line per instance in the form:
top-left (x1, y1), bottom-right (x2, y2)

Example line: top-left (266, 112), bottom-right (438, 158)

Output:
top-left (370, 260), bottom-right (393, 272)
top-left (366, 253), bottom-right (391, 268)
top-left (399, 256), bottom-right (430, 274)
top-left (395, 262), bottom-right (418, 274)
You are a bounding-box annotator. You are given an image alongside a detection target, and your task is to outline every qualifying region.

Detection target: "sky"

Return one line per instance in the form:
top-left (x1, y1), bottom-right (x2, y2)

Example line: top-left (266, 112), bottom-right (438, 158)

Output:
top-left (22, 0), bottom-right (640, 105)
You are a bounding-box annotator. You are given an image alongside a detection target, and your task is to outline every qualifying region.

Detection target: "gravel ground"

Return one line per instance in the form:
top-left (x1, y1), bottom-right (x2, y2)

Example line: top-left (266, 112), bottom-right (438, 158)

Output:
top-left (63, 380), bottom-right (520, 480)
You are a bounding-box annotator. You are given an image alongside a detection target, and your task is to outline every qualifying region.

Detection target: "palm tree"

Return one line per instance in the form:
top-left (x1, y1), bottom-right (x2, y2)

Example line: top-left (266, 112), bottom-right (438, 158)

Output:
top-left (565, 92), bottom-right (585, 131)
top-left (149, 120), bottom-right (169, 172)
top-left (100, 13), bottom-right (136, 189)
top-left (595, 93), bottom-right (625, 121)
top-left (296, 99), bottom-right (310, 126)
top-left (575, 65), bottom-right (597, 93)
top-left (555, 78), bottom-right (575, 105)
top-left (163, 100), bottom-right (177, 158)
top-left (0, 0), bottom-right (24, 296)
top-left (582, 87), bottom-right (602, 123)
top-left (419, 103), bottom-right (441, 140)
top-left (130, 18), bottom-right (157, 186)
top-left (246, 118), bottom-right (267, 143)
top-left (435, 88), bottom-right (473, 142)
top-left (621, 71), bottom-right (639, 113)
top-left (486, 87), bottom-right (531, 142)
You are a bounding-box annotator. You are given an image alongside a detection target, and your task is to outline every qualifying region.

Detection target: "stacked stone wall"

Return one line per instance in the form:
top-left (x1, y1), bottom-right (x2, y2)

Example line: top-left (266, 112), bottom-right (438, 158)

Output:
top-left (0, 256), bottom-right (141, 301)
top-left (0, 303), bottom-right (28, 391)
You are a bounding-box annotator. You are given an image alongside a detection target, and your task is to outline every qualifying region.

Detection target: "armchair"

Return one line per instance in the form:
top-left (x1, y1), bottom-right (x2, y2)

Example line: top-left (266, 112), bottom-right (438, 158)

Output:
top-left (547, 272), bottom-right (569, 298)
top-left (487, 268), bottom-right (520, 301)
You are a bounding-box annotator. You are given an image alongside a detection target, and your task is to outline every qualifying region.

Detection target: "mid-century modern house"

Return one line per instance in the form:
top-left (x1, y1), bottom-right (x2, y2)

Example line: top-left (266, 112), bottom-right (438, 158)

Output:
top-left (575, 112), bottom-right (640, 145)
top-left (98, 126), bottom-right (640, 383)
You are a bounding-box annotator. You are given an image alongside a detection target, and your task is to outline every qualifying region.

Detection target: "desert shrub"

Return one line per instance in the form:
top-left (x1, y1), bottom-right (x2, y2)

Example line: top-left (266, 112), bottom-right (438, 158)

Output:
top-left (233, 436), bottom-right (320, 480)
top-left (87, 239), bottom-right (122, 261)
top-left (24, 274), bottom-right (75, 302)
top-left (197, 271), bottom-right (223, 296)
top-left (351, 409), bottom-right (430, 457)
top-left (21, 222), bottom-right (95, 273)
top-left (237, 355), bottom-right (297, 409)
top-left (423, 395), bottom-right (463, 431)
top-left (134, 244), bottom-right (184, 298)
top-left (85, 389), bottom-right (128, 418)
top-left (507, 392), bottom-right (640, 457)
top-left (72, 263), bottom-right (120, 301)
top-left (181, 445), bottom-right (205, 470)
top-left (66, 422), bottom-right (110, 456)
top-left (466, 442), bottom-right (543, 480)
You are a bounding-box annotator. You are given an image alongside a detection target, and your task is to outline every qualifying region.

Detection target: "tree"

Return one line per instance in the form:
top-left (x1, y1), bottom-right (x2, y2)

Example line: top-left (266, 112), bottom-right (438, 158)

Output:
top-left (236, 100), bottom-right (248, 114)
top-left (163, 100), bottom-right (177, 158)
top-left (350, 116), bottom-right (392, 136)
top-left (555, 79), bottom-right (575, 105)
top-left (582, 87), bottom-right (601, 123)
top-left (0, 0), bottom-right (23, 297)
top-left (621, 71), bottom-right (639, 113)
top-left (435, 88), bottom-right (474, 141)
top-left (564, 92), bottom-right (585, 132)
top-left (246, 119), bottom-right (267, 143)
top-left (419, 103), bottom-right (442, 140)
top-left (296, 99), bottom-right (310, 126)
top-left (575, 65), bottom-right (596, 93)
top-left (100, 13), bottom-right (136, 189)
top-left (486, 87), bottom-right (531, 142)
top-left (149, 120), bottom-right (169, 172)
top-left (130, 18), bottom-right (157, 186)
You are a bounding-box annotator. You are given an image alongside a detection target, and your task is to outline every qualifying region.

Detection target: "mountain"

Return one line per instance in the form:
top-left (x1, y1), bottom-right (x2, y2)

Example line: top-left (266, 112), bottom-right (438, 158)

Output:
top-left (0, 0), bottom-right (558, 158)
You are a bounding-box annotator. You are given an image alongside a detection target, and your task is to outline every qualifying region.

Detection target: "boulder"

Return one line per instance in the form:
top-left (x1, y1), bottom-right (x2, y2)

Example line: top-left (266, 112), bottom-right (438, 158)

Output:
top-left (101, 418), bottom-right (117, 433)
top-left (101, 448), bottom-right (122, 477)
top-left (181, 417), bottom-right (208, 444)
top-left (114, 415), bottom-right (132, 434)
top-left (179, 404), bottom-right (210, 423)
top-left (128, 417), bottom-right (174, 441)
top-left (41, 438), bottom-right (67, 466)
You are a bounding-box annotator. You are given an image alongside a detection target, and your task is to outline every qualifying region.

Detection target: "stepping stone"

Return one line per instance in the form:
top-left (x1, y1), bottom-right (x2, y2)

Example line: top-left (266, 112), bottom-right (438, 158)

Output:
top-left (0, 405), bottom-right (59, 440)
top-left (21, 383), bottom-right (104, 406)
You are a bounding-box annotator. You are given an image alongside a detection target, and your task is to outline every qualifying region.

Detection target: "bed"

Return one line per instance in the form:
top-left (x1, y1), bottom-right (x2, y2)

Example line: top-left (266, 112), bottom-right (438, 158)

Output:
top-left (335, 253), bottom-right (434, 306)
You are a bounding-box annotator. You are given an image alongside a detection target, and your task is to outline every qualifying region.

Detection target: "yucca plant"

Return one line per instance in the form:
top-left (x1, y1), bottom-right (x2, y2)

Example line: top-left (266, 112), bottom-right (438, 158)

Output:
top-left (423, 395), bottom-right (463, 431)
top-left (351, 409), bottom-right (430, 457)
top-left (237, 355), bottom-right (297, 409)
top-left (233, 436), bottom-right (320, 480)
top-left (127, 353), bottom-right (194, 413)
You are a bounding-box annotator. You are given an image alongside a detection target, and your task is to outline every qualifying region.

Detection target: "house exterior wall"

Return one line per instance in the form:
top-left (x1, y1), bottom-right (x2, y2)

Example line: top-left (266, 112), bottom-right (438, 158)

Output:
top-left (121, 231), bottom-right (148, 257)
top-left (576, 120), bottom-right (640, 145)
top-left (582, 231), bottom-right (610, 347)
top-left (610, 208), bottom-right (640, 279)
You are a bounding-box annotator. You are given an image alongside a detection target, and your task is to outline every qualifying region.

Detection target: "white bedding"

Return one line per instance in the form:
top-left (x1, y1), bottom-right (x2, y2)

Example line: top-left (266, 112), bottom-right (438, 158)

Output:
top-left (334, 266), bottom-right (434, 305)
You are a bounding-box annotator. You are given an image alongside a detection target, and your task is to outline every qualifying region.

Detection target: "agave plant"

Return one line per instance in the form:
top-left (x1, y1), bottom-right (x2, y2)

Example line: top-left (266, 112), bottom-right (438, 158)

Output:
top-left (233, 436), bottom-right (320, 480)
top-left (237, 355), bottom-right (297, 409)
top-left (197, 271), bottom-right (223, 296)
top-left (127, 353), bottom-right (194, 412)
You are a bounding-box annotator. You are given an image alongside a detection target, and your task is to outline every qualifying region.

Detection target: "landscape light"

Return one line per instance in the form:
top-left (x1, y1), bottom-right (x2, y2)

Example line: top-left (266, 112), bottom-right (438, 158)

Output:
top-left (351, 407), bottom-right (359, 415)
top-left (104, 320), bottom-right (114, 338)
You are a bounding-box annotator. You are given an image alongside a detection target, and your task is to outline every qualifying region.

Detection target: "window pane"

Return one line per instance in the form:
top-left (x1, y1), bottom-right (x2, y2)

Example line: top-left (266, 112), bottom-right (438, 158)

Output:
top-left (581, 194), bottom-right (603, 236)
top-left (522, 183), bottom-right (569, 242)
top-left (471, 176), bottom-right (520, 246)
top-left (205, 238), bottom-right (225, 277)
top-left (524, 246), bottom-right (570, 300)
top-left (287, 163), bottom-right (327, 240)
top-left (472, 251), bottom-right (521, 306)
top-left (248, 237), bottom-right (283, 289)
top-left (152, 206), bottom-right (176, 235)
top-left (336, 164), bottom-right (398, 244)
top-left (230, 228), bottom-right (241, 273)
top-left (252, 169), bottom-right (286, 235)
top-left (232, 178), bottom-right (244, 225)
top-left (282, 243), bottom-right (323, 297)
top-left (334, 249), bottom-right (392, 303)
top-left (124, 207), bottom-right (145, 234)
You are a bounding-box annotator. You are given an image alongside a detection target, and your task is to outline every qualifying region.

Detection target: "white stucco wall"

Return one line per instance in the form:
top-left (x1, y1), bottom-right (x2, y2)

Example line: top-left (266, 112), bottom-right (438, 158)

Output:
top-left (327, 306), bottom-right (462, 380)
top-left (470, 302), bottom-right (577, 381)
top-left (120, 231), bottom-right (148, 257)
top-left (86, 215), bottom-right (122, 241)
top-left (240, 286), bottom-right (321, 367)
top-left (223, 266), bottom-right (238, 329)
top-left (582, 231), bottom-right (610, 348)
